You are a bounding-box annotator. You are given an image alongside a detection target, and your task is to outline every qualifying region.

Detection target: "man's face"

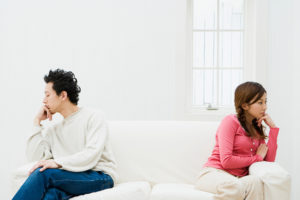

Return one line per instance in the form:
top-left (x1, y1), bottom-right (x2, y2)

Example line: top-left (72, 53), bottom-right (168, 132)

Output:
top-left (43, 82), bottom-right (62, 114)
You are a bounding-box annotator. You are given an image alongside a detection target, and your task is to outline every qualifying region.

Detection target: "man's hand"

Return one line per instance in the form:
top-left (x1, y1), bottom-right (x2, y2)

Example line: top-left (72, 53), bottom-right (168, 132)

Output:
top-left (257, 113), bottom-right (276, 128)
top-left (34, 106), bottom-right (52, 126)
top-left (29, 160), bottom-right (61, 175)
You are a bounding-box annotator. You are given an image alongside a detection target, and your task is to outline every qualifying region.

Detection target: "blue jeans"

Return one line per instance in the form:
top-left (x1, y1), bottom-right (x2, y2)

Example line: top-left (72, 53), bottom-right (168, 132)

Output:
top-left (12, 168), bottom-right (114, 200)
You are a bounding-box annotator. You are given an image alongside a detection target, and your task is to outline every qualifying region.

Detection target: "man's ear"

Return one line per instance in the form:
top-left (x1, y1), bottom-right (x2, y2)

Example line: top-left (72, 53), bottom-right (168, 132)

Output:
top-left (60, 91), bottom-right (68, 101)
top-left (242, 103), bottom-right (249, 111)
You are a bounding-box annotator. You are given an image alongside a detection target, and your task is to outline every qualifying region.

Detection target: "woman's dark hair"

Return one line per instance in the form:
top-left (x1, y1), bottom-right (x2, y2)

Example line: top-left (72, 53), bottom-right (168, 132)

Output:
top-left (234, 81), bottom-right (267, 139)
top-left (44, 69), bottom-right (81, 105)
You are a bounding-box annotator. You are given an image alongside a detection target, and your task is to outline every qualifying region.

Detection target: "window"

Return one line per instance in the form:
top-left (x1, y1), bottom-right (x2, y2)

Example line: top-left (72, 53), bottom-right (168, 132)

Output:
top-left (190, 0), bottom-right (245, 109)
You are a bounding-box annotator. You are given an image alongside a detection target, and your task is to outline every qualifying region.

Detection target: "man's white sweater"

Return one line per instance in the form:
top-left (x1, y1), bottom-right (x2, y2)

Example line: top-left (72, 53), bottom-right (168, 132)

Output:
top-left (26, 107), bottom-right (118, 183)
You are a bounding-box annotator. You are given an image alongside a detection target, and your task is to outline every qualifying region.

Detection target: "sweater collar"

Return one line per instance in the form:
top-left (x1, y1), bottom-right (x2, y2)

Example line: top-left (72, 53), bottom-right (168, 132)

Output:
top-left (62, 107), bottom-right (83, 123)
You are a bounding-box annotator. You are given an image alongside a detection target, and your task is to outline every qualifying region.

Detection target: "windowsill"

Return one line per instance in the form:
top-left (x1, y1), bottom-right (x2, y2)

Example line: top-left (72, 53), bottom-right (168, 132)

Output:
top-left (183, 106), bottom-right (235, 121)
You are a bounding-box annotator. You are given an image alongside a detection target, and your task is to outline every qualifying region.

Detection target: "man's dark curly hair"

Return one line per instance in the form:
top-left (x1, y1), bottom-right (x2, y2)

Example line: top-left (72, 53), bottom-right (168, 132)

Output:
top-left (44, 69), bottom-right (81, 105)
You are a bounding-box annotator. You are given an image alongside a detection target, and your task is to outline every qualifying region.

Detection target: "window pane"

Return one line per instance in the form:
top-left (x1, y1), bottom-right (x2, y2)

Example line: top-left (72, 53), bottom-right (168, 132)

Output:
top-left (193, 69), bottom-right (217, 106)
top-left (193, 32), bottom-right (217, 68)
top-left (219, 69), bottom-right (243, 106)
top-left (220, 0), bottom-right (244, 30)
top-left (219, 32), bottom-right (243, 67)
top-left (193, 0), bottom-right (217, 30)
top-left (191, 0), bottom-right (245, 108)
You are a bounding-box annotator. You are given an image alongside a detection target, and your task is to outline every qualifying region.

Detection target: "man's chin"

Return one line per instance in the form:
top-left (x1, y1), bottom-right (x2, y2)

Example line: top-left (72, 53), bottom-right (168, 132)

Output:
top-left (49, 111), bottom-right (56, 115)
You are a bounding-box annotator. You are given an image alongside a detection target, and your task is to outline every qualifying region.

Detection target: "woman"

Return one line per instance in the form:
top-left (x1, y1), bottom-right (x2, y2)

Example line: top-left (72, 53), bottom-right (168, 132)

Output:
top-left (196, 82), bottom-right (279, 200)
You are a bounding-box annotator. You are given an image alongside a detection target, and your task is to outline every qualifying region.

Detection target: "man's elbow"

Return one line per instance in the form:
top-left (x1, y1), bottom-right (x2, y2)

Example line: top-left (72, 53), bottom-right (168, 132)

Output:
top-left (26, 153), bottom-right (39, 162)
top-left (25, 150), bottom-right (45, 162)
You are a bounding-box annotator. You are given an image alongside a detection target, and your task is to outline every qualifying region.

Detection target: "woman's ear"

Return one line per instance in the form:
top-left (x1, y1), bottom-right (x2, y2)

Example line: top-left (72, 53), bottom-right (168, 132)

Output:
top-left (242, 103), bottom-right (249, 111)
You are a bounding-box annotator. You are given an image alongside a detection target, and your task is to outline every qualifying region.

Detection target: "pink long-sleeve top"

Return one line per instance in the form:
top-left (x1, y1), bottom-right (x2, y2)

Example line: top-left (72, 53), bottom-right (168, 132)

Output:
top-left (204, 114), bottom-right (279, 177)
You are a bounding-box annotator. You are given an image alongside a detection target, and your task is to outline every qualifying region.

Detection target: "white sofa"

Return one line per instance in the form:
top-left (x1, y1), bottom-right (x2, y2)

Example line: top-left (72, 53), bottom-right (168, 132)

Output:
top-left (11, 121), bottom-right (291, 200)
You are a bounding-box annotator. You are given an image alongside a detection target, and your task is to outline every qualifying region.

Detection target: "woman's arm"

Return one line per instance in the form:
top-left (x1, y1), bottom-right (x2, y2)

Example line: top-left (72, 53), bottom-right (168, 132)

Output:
top-left (260, 127), bottom-right (279, 161)
top-left (257, 114), bottom-right (279, 162)
top-left (218, 115), bottom-right (263, 169)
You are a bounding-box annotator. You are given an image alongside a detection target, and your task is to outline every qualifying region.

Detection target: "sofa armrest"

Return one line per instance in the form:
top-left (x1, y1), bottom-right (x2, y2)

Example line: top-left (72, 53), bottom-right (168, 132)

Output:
top-left (249, 161), bottom-right (291, 200)
top-left (10, 162), bottom-right (36, 198)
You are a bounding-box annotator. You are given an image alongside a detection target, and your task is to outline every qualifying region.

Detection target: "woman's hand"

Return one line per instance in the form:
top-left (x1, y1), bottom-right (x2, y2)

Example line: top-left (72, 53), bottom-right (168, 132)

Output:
top-left (256, 143), bottom-right (268, 159)
top-left (257, 113), bottom-right (276, 128)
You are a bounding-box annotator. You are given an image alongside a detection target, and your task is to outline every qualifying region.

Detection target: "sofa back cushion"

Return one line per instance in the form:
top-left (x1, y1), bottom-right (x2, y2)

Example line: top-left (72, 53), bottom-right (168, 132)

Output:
top-left (108, 121), bottom-right (219, 185)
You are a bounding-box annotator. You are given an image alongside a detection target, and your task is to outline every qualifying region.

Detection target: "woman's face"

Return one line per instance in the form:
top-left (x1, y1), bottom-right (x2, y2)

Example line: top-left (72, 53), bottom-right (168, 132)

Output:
top-left (244, 93), bottom-right (267, 119)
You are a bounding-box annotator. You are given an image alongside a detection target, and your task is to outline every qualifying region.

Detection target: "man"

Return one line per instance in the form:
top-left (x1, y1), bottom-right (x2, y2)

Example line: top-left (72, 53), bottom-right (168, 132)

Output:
top-left (13, 69), bottom-right (117, 200)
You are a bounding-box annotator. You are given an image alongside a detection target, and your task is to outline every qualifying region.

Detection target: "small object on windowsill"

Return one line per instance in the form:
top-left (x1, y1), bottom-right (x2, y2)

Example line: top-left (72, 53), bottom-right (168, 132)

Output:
top-left (206, 103), bottom-right (219, 110)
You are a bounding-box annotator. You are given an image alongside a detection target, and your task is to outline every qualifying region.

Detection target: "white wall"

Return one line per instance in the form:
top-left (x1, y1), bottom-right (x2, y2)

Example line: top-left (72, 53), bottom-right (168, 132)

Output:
top-left (267, 0), bottom-right (293, 177)
top-left (0, 0), bottom-right (187, 199)
top-left (267, 0), bottom-right (300, 199)
top-left (0, 0), bottom-right (299, 199)
top-left (0, 0), bottom-right (188, 121)
top-left (291, 1), bottom-right (300, 198)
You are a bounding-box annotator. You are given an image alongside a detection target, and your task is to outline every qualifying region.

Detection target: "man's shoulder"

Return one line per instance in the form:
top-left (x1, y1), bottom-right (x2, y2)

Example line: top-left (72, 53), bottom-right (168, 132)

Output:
top-left (80, 107), bottom-right (105, 116)
top-left (80, 107), bottom-right (106, 121)
top-left (49, 108), bottom-right (106, 131)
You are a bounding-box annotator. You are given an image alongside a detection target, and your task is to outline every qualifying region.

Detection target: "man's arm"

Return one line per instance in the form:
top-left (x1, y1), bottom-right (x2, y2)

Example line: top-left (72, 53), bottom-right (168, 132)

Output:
top-left (26, 125), bottom-right (53, 162)
top-left (26, 106), bottom-right (53, 162)
top-left (54, 113), bottom-right (108, 172)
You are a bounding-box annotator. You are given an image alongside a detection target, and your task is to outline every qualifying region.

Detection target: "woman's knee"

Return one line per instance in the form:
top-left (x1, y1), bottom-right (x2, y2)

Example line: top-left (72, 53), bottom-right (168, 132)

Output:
top-left (249, 176), bottom-right (263, 185)
top-left (216, 180), bottom-right (245, 200)
top-left (246, 176), bottom-right (264, 191)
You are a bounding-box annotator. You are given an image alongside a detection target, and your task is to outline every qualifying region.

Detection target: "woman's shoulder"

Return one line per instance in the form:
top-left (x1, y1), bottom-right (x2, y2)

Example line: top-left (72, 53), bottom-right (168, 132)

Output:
top-left (223, 114), bottom-right (239, 122)
top-left (221, 114), bottom-right (241, 127)
top-left (215, 114), bottom-right (242, 136)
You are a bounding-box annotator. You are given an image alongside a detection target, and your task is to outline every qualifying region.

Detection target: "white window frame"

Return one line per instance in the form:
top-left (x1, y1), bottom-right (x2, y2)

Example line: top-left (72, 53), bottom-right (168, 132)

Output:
top-left (184, 0), bottom-right (268, 119)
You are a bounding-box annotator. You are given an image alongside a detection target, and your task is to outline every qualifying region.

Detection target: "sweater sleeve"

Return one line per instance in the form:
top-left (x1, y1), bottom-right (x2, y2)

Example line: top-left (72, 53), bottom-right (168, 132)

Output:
top-left (54, 113), bottom-right (108, 172)
top-left (261, 127), bottom-right (279, 162)
top-left (26, 126), bottom-right (53, 162)
top-left (218, 116), bottom-right (263, 169)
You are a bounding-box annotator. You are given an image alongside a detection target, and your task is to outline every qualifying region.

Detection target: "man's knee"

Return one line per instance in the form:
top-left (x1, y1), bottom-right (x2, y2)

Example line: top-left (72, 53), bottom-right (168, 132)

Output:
top-left (30, 168), bottom-right (61, 181)
top-left (43, 188), bottom-right (70, 200)
top-left (30, 167), bottom-right (43, 177)
top-left (98, 173), bottom-right (114, 189)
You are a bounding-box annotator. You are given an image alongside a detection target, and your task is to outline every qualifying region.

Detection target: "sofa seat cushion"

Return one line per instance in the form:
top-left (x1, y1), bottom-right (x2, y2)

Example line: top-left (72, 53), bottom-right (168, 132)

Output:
top-left (71, 181), bottom-right (151, 200)
top-left (150, 183), bottom-right (213, 200)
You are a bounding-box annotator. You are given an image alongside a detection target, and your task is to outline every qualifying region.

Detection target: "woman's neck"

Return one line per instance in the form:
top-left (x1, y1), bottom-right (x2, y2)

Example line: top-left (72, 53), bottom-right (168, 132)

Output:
top-left (244, 112), bottom-right (255, 125)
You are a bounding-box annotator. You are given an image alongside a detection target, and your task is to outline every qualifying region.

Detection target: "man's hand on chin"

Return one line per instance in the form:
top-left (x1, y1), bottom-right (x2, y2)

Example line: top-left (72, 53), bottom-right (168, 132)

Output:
top-left (34, 106), bottom-right (53, 126)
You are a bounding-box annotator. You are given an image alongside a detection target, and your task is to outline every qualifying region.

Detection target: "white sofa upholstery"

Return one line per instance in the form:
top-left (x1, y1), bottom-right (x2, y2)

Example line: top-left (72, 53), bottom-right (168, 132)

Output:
top-left (11, 121), bottom-right (291, 200)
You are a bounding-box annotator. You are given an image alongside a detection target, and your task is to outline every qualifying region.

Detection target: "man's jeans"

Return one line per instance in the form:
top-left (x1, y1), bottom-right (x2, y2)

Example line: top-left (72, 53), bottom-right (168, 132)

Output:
top-left (12, 167), bottom-right (114, 200)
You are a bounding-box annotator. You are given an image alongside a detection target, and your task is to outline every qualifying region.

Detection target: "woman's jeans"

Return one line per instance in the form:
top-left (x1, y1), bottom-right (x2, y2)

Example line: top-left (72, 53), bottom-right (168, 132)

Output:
top-left (12, 168), bottom-right (114, 200)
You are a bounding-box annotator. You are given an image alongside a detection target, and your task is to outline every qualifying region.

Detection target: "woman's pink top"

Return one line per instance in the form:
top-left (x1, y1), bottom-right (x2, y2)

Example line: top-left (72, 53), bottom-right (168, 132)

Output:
top-left (204, 114), bottom-right (279, 177)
